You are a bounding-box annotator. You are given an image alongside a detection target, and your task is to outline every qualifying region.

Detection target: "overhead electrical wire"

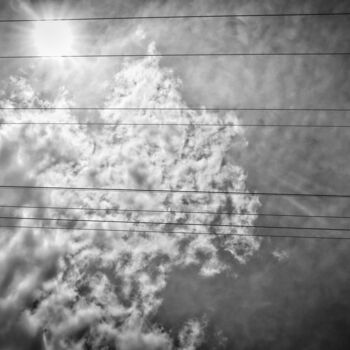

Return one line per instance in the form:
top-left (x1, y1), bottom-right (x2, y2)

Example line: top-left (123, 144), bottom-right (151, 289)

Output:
top-left (0, 12), bottom-right (349, 23)
top-left (2, 107), bottom-right (349, 128)
top-left (1, 215), bottom-right (349, 232)
top-left (1, 185), bottom-right (350, 198)
top-left (3, 122), bottom-right (350, 128)
top-left (1, 203), bottom-right (349, 220)
top-left (1, 52), bottom-right (349, 59)
top-left (1, 121), bottom-right (350, 128)
top-left (0, 224), bottom-right (349, 240)
top-left (1, 107), bottom-right (349, 111)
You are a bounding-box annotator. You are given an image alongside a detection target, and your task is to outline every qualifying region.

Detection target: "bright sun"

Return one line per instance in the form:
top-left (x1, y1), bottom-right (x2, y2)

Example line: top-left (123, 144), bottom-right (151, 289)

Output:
top-left (33, 22), bottom-right (74, 56)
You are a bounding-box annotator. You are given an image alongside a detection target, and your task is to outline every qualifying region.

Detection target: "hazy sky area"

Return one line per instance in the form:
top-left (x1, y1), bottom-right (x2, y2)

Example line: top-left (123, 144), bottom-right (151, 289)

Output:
top-left (0, 0), bottom-right (350, 349)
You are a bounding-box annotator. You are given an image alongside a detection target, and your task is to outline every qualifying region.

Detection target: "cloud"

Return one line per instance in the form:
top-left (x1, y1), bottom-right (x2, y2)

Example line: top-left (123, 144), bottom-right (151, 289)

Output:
top-left (0, 228), bottom-right (60, 350)
top-left (0, 142), bottom-right (61, 349)
top-left (0, 136), bottom-right (62, 350)
top-left (272, 249), bottom-right (289, 262)
top-left (178, 318), bottom-right (206, 350)
top-left (0, 46), bottom-right (259, 349)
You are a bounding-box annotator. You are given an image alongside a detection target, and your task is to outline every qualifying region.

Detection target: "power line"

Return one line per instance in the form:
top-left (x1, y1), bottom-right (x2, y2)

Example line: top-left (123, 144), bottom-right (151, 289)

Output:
top-left (1, 107), bottom-right (349, 112)
top-left (1, 12), bottom-right (349, 23)
top-left (1, 203), bottom-right (348, 220)
top-left (1, 215), bottom-right (349, 232)
top-left (1, 122), bottom-right (350, 128)
top-left (1, 184), bottom-right (350, 198)
top-left (1, 224), bottom-right (349, 240)
top-left (1, 53), bottom-right (350, 59)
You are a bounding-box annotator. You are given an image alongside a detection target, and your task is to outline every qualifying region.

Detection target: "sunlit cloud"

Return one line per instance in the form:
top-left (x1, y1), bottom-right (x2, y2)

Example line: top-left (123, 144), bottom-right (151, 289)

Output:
top-left (0, 49), bottom-right (260, 349)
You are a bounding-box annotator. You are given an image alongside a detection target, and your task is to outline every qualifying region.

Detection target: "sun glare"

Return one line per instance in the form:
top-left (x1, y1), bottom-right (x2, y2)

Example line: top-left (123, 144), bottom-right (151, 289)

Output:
top-left (33, 22), bottom-right (74, 56)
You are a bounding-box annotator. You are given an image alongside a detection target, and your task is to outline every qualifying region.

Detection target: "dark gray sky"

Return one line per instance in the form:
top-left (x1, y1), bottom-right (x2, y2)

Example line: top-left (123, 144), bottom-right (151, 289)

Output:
top-left (0, 1), bottom-right (350, 349)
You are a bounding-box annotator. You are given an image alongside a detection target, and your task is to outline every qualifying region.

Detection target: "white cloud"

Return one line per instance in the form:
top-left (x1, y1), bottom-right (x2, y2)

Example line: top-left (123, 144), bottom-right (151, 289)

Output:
top-left (0, 47), bottom-right (260, 349)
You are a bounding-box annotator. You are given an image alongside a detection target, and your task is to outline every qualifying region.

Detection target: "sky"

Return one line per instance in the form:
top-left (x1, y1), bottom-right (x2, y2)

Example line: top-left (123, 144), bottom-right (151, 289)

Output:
top-left (0, 0), bottom-right (350, 349)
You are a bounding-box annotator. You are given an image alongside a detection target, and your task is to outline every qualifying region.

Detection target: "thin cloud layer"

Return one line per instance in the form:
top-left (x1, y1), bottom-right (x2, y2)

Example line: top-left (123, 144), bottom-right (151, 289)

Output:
top-left (0, 50), bottom-right (260, 349)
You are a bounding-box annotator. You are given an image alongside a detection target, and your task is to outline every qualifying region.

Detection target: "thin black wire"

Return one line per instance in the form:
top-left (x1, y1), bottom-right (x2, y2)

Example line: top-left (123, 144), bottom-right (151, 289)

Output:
top-left (0, 12), bottom-right (349, 22)
top-left (1, 215), bottom-right (349, 232)
top-left (1, 203), bottom-right (348, 220)
top-left (1, 122), bottom-right (350, 128)
top-left (1, 184), bottom-right (350, 198)
top-left (1, 107), bottom-right (349, 111)
top-left (0, 224), bottom-right (349, 240)
top-left (1, 53), bottom-right (349, 59)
